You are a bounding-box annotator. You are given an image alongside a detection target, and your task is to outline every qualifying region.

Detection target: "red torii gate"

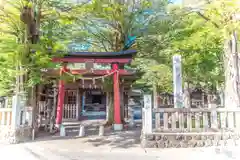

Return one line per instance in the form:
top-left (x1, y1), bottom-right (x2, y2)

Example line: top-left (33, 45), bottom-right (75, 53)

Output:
top-left (52, 50), bottom-right (137, 131)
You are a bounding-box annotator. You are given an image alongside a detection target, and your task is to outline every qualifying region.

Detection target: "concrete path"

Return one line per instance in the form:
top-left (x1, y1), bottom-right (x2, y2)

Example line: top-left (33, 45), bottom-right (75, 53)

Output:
top-left (1, 142), bottom-right (240, 160)
top-left (0, 129), bottom-right (240, 159)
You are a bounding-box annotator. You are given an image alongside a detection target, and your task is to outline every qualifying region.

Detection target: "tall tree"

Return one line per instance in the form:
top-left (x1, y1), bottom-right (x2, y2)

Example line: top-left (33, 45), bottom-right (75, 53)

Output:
top-left (188, 0), bottom-right (240, 107)
top-left (0, 0), bottom-right (78, 96)
top-left (134, 3), bottom-right (224, 107)
top-left (67, 0), bottom-right (168, 123)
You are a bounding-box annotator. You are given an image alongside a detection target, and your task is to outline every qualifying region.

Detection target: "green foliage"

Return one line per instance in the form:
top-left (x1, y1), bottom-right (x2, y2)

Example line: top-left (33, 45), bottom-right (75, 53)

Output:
top-left (0, 0), bottom-right (72, 95)
top-left (170, 10), bottom-right (224, 88)
top-left (0, 0), bottom-right (235, 97)
top-left (69, 0), bottom-right (160, 52)
top-left (134, 3), bottom-right (224, 92)
top-left (60, 72), bottom-right (83, 83)
top-left (102, 77), bottom-right (113, 92)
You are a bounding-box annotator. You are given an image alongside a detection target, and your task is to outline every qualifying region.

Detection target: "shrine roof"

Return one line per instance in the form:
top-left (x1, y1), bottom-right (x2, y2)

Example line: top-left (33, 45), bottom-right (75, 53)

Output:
top-left (67, 49), bottom-right (137, 57)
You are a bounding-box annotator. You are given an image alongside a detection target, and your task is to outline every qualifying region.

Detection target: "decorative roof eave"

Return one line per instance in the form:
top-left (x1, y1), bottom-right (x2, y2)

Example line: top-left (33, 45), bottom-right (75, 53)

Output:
top-left (42, 69), bottom-right (137, 77)
top-left (67, 49), bottom-right (137, 57)
top-left (71, 69), bottom-right (136, 76)
top-left (52, 57), bottom-right (133, 64)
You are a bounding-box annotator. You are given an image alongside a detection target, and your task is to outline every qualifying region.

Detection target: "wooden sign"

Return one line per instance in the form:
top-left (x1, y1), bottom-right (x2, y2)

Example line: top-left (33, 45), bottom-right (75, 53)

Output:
top-left (67, 63), bottom-right (85, 70)
top-left (85, 60), bottom-right (94, 70)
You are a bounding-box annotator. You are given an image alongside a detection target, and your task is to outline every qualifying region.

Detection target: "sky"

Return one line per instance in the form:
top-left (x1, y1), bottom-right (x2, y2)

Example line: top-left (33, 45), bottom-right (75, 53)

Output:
top-left (172, 0), bottom-right (182, 4)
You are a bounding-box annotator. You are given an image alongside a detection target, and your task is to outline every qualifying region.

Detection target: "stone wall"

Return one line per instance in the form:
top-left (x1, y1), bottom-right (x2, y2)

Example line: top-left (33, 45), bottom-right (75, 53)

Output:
top-left (0, 125), bottom-right (32, 144)
top-left (141, 133), bottom-right (240, 148)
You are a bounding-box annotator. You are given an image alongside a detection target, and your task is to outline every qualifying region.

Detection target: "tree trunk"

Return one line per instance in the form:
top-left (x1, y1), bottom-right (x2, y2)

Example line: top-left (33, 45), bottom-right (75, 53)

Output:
top-left (224, 34), bottom-right (240, 128)
top-left (216, 83), bottom-right (224, 107)
top-left (52, 82), bottom-right (58, 120)
top-left (106, 92), bottom-right (114, 125)
top-left (183, 82), bottom-right (191, 108)
top-left (30, 86), bottom-right (37, 138)
top-left (153, 84), bottom-right (160, 128)
top-left (224, 36), bottom-right (240, 109)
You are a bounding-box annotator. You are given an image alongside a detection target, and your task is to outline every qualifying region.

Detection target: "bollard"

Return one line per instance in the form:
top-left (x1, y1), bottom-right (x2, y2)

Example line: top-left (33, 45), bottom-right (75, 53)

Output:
top-left (79, 125), bottom-right (85, 137)
top-left (99, 125), bottom-right (104, 136)
top-left (60, 125), bottom-right (66, 137)
top-left (128, 106), bottom-right (135, 128)
top-left (32, 129), bottom-right (35, 140)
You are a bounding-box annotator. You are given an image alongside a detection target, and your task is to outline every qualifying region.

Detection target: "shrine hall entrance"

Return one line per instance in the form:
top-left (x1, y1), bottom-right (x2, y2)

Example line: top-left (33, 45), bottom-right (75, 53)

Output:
top-left (60, 89), bottom-right (107, 121)
top-left (81, 90), bottom-right (107, 120)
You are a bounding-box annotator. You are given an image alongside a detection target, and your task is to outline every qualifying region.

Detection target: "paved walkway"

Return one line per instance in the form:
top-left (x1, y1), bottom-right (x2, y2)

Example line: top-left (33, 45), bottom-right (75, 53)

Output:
top-left (1, 142), bottom-right (240, 160)
top-left (0, 129), bottom-right (240, 159)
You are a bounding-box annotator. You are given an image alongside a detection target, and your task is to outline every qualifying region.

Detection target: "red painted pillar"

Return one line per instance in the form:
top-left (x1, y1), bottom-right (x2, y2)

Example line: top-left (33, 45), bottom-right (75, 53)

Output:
top-left (56, 65), bottom-right (67, 127)
top-left (112, 63), bottom-right (122, 129)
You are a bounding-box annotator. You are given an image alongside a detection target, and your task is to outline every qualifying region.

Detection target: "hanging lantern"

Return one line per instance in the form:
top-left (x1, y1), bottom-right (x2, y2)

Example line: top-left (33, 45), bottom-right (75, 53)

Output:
top-left (93, 78), bottom-right (95, 85)
top-left (94, 84), bottom-right (97, 89)
top-left (89, 84), bottom-right (91, 89)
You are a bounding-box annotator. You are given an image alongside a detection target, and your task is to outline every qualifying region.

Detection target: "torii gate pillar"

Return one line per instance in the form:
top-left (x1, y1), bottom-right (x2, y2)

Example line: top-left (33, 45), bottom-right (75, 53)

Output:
top-left (112, 63), bottom-right (123, 131)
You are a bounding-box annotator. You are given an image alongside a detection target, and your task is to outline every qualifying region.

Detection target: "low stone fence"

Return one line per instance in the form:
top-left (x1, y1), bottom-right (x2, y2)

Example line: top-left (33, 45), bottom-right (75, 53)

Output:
top-left (141, 95), bottom-right (240, 148)
top-left (141, 132), bottom-right (240, 148)
top-left (0, 105), bottom-right (33, 144)
top-left (0, 108), bottom-right (12, 125)
top-left (0, 125), bottom-right (32, 144)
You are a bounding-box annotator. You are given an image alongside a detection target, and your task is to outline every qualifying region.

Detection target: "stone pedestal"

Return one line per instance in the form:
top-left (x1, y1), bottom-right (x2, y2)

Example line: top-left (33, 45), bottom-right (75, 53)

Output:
top-left (113, 124), bottom-right (123, 131)
top-left (0, 126), bottom-right (32, 144)
top-left (0, 94), bottom-right (33, 144)
top-left (99, 125), bottom-right (105, 136)
top-left (79, 125), bottom-right (85, 137)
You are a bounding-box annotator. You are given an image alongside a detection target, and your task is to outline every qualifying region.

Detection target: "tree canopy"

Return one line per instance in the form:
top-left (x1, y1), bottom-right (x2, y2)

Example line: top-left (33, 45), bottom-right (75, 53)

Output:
top-left (0, 0), bottom-right (239, 102)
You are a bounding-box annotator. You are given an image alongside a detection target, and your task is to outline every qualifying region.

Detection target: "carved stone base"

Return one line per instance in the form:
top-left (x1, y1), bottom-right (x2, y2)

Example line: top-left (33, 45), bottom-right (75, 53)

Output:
top-left (0, 126), bottom-right (32, 144)
top-left (141, 133), bottom-right (240, 148)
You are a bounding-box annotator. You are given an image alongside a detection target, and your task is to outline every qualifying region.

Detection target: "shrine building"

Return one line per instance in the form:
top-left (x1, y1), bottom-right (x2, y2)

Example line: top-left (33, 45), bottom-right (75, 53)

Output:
top-left (45, 50), bottom-right (137, 130)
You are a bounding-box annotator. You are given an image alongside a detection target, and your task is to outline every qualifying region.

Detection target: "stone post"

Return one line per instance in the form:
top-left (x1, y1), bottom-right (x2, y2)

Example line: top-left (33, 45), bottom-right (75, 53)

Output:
top-left (79, 125), bottom-right (85, 137)
top-left (173, 55), bottom-right (183, 108)
top-left (173, 55), bottom-right (183, 125)
top-left (141, 95), bottom-right (153, 148)
top-left (208, 95), bottom-right (218, 129)
top-left (7, 94), bottom-right (31, 144)
top-left (128, 105), bottom-right (135, 127)
top-left (153, 85), bottom-right (160, 129)
top-left (11, 95), bottom-right (21, 130)
top-left (143, 95), bottom-right (152, 134)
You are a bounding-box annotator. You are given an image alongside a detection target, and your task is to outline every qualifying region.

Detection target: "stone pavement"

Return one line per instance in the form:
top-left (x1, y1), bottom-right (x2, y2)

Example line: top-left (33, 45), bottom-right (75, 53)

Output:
top-left (1, 129), bottom-right (240, 159)
top-left (30, 128), bottom-right (143, 152)
top-left (1, 142), bottom-right (240, 160)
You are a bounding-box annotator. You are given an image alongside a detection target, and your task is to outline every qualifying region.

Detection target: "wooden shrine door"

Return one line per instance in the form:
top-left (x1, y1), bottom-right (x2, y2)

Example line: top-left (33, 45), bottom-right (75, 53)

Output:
top-left (63, 90), bottom-right (79, 121)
